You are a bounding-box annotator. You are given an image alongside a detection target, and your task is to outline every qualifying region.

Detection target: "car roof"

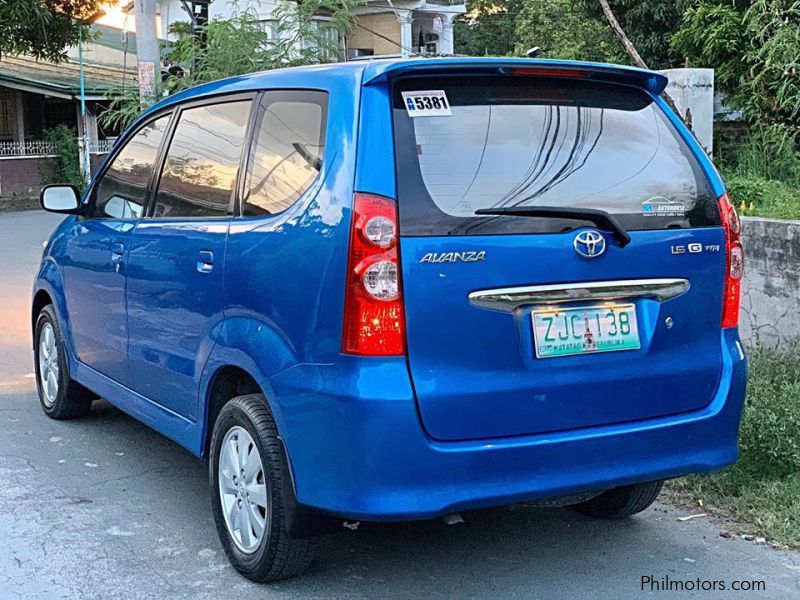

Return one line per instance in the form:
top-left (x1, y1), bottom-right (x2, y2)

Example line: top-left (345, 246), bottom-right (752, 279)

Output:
top-left (141, 57), bottom-right (667, 121)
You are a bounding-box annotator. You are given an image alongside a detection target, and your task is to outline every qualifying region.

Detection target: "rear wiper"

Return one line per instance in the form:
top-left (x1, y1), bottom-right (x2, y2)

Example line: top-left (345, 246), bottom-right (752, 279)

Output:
top-left (474, 206), bottom-right (631, 248)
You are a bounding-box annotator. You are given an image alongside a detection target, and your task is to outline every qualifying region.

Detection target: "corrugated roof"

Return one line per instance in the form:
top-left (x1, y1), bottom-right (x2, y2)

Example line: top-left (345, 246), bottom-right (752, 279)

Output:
top-left (0, 55), bottom-right (136, 99)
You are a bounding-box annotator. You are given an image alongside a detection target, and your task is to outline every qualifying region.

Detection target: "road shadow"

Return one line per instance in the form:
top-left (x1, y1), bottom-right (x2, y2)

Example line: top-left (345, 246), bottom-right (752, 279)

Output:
top-left (7, 393), bottom-right (794, 600)
top-left (54, 400), bottom-right (659, 594)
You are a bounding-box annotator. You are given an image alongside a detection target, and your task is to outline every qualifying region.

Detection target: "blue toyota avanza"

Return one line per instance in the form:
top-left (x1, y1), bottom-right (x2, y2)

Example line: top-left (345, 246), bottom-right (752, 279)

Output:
top-left (33, 58), bottom-right (747, 581)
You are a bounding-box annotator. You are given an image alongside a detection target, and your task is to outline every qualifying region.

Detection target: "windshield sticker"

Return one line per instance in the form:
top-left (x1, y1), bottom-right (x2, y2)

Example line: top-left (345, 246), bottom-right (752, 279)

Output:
top-left (402, 90), bottom-right (452, 117)
top-left (641, 197), bottom-right (685, 218)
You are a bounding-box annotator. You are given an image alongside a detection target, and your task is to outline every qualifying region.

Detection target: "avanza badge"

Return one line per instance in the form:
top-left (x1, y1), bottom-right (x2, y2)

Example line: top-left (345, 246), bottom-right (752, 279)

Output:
top-left (419, 250), bottom-right (485, 263)
top-left (402, 90), bottom-right (452, 117)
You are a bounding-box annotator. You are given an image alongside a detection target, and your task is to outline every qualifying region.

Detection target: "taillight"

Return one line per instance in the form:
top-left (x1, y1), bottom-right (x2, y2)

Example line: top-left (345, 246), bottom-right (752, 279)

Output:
top-left (718, 192), bottom-right (743, 328)
top-left (342, 193), bottom-right (406, 355)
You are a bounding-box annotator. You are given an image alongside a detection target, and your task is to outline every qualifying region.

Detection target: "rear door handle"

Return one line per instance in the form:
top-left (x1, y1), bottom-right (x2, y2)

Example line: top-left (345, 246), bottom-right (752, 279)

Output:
top-left (111, 242), bottom-right (124, 262)
top-left (111, 242), bottom-right (125, 273)
top-left (197, 250), bottom-right (214, 274)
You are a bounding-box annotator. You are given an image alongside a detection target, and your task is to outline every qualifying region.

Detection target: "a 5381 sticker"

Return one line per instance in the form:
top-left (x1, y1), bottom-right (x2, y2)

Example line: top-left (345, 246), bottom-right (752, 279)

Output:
top-left (401, 90), bottom-right (452, 117)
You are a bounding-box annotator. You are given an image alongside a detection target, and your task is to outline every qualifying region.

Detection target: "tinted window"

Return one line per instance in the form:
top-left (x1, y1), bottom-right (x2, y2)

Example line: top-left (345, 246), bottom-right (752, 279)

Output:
top-left (393, 77), bottom-right (716, 236)
top-left (152, 101), bottom-right (251, 218)
top-left (242, 91), bottom-right (327, 217)
top-left (91, 115), bottom-right (170, 219)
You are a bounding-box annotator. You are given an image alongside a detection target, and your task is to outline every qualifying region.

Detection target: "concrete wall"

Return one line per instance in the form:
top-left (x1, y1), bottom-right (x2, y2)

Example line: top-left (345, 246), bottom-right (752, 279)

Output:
top-left (739, 217), bottom-right (800, 347)
top-left (659, 68), bottom-right (714, 154)
top-left (0, 157), bottom-right (56, 200)
top-left (0, 154), bottom-right (107, 212)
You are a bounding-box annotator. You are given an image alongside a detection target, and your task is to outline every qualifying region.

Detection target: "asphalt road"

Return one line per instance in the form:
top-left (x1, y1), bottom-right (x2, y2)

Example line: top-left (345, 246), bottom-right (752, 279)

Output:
top-left (1, 210), bottom-right (798, 599)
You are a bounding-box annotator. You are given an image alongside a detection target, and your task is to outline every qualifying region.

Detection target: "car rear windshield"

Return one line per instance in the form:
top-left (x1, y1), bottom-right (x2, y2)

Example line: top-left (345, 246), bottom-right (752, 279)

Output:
top-left (392, 76), bottom-right (718, 236)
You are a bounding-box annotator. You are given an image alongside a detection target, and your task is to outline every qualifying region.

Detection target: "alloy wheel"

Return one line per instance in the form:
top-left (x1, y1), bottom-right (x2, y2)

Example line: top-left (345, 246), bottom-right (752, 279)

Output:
top-left (38, 322), bottom-right (59, 407)
top-left (218, 426), bottom-right (269, 554)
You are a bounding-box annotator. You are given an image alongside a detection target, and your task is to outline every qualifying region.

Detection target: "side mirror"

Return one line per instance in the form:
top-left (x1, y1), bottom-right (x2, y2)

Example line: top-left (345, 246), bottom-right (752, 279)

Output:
top-left (40, 184), bottom-right (83, 214)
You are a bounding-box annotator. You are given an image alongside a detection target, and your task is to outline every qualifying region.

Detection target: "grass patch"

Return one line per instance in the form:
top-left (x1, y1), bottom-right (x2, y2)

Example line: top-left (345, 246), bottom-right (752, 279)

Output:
top-left (716, 123), bottom-right (800, 220)
top-left (672, 348), bottom-right (800, 548)
top-left (725, 175), bottom-right (800, 221)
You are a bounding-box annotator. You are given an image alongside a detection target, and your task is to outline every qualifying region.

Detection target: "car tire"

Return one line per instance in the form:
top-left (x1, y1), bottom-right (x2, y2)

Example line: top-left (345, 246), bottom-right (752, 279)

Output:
top-left (209, 393), bottom-right (316, 582)
top-left (33, 305), bottom-right (94, 419)
top-left (572, 480), bottom-right (664, 519)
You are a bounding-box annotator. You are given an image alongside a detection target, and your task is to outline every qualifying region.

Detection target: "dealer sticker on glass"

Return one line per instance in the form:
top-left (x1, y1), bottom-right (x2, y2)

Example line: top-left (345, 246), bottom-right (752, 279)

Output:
top-left (401, 90), bottom-right (452, 117)
top-left (641, 197), bottom-right (685, 218)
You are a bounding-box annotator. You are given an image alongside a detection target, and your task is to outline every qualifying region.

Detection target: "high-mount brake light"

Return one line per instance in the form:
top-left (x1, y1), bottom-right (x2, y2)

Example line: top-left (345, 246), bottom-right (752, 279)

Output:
top-left (510, 67), bottom-right (587, 78)
top-left (718, 193), bottom-right (743, 328)
top-left (342, 193), bottom-right (406, 355)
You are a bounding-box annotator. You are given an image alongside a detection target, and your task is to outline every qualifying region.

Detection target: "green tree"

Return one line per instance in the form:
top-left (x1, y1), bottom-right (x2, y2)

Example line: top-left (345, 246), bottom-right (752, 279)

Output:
top-left (578, 0), bottom-right (691, 69)
top-left (514, 0), bottom-right (624, 62)
top-left (455, 0), bottom-right (623, 62)
top-left (671, 3), bottom-right (746, 93)
top-left (0, 0), bottom-right (104, 61)
top-left (455, 0), bottom-right (522, 56)
top-left (672, 0), bottom-right (800, 128)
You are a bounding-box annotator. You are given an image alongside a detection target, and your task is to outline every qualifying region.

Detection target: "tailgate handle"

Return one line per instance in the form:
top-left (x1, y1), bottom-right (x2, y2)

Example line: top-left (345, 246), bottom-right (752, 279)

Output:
top-left (468, 278), bottom-right (690, 313)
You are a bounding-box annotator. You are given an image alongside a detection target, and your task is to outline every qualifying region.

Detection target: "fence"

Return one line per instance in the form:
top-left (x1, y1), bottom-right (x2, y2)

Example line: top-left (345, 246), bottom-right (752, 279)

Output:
top-left (0, 139), bottom-right (114, 206)
top-left (89, 139), bottom-right (117, 154)
top-left (0, 140), bottom-right (57, 158)
top-left (0, 138), bottom-right (117, 159)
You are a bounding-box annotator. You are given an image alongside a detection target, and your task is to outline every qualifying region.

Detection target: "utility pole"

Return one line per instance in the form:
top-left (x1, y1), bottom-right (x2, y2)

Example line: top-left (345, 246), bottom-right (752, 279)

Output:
top-left (173, 0), bottom-right (210, 76)
top-left (77, 10), bottom-right (105, 185)
top-left (180, 0), bottom-right (211, 51)
top-left (78, 27), bottom-right (90, 184)
top-left (133, 0), bottom-right (161, 104)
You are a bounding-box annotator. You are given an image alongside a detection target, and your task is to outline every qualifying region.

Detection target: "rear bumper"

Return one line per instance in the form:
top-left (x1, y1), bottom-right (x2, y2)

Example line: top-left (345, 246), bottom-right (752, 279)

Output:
top-left (268, 329), bottom-right (747, 521)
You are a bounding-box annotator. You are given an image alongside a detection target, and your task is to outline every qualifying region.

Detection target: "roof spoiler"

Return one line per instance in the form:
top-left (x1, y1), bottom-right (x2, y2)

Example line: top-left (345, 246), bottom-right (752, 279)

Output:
top-left (361, 58), bottom-right (669, 96)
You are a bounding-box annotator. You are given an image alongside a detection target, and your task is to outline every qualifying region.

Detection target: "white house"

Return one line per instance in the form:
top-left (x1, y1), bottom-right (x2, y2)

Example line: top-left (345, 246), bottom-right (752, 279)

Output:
top-left (154, 0), bottom-right (466, 58)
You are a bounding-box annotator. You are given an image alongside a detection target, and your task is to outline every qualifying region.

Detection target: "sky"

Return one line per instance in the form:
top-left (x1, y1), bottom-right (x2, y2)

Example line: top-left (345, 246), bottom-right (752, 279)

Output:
top-left (96, 2), bottom-right (133, 30)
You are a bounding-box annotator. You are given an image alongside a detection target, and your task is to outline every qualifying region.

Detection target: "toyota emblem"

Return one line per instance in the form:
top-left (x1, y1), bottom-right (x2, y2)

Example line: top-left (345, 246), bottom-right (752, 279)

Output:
top-left (573, 230), bottom-right (607, 258)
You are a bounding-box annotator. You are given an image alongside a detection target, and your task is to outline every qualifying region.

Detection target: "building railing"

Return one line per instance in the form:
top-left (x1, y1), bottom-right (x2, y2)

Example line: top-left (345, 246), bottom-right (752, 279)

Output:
top-left (0, 140), bottom-right (57, 158)
top-left (0, 137), bottom-right (117, 158)
top-left (89, 138), bottom-right (117, 154)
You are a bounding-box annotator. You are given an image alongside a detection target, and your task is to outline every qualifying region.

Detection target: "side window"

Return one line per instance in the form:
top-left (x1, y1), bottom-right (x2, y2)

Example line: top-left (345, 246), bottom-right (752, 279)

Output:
top-left (242, 91), bottom-right (327, 217)
top-left (152, 100), bottom-right (251, 219)
top-left (91, 115), bottom-right (170, 219)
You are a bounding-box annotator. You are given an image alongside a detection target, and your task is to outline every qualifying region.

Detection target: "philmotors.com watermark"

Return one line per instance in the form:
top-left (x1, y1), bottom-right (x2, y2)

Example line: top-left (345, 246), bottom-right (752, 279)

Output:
top-left (641, 575), bottom-right (766, 592)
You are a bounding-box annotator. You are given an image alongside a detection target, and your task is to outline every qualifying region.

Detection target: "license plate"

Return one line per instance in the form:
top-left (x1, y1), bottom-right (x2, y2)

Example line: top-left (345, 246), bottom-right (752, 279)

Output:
top-left (532, 304), bottom-right (640, 359)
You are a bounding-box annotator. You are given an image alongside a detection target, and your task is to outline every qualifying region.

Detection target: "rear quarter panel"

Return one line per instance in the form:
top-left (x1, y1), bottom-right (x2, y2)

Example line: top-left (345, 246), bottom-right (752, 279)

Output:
top-left (203, 69), bottom-right (364, 442)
